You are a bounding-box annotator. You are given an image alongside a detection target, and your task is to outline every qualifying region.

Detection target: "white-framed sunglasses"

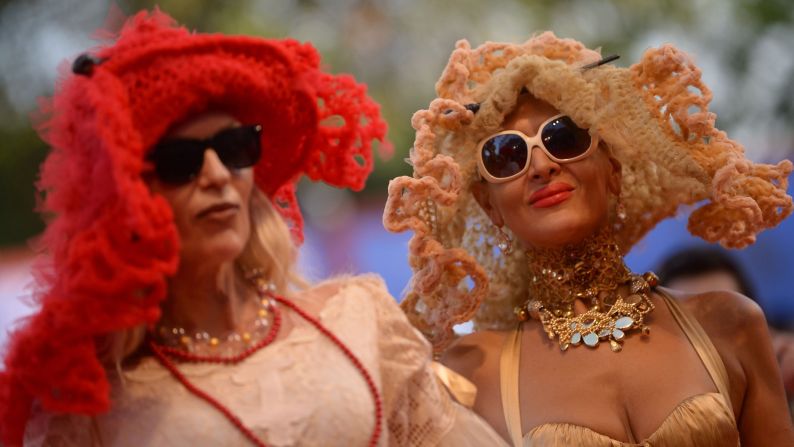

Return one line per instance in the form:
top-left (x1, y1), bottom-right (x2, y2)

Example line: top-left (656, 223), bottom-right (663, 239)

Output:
top-left (476, 114), bottom-right (599, 183)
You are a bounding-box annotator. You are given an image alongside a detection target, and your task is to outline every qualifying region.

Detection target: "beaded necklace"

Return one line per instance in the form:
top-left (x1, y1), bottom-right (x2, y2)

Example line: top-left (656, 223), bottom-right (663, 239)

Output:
top-left (149, 280), bottom-right (383, 447)
top-left (154, 283), bottom-right (278, 358)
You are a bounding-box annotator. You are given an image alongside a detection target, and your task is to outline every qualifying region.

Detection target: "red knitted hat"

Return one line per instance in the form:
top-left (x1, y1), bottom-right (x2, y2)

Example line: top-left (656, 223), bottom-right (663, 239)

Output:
top-left (0, 9), bottom-right (388, 445)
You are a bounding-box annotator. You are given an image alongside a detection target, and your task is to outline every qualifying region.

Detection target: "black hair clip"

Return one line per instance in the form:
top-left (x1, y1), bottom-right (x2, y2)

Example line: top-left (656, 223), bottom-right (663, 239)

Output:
top-left (445, 103), bottom-right (480, 115)
top-left (71, 53), bottom-right (105, 76)
top-left (581, 54), bottom-right (619, 70)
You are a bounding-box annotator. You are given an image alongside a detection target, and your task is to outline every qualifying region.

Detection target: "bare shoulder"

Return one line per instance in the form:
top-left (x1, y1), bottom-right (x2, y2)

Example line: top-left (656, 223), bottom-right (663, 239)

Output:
top-left (441, 329), bottom-right (512, 437)
top-left (441, 329), bottom-right (508, 383)
top-left (663, 286), bottom-right (767, 341)
top-left (661, 288), bottom-right (794, 441)
top-left (664, 289), bottom-right (782, 415)
top-left (661, 286), bottom-right (771, 403)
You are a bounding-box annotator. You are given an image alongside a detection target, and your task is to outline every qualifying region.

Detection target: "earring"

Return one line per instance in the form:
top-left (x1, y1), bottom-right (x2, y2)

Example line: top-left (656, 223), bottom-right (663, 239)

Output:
top-left (613, 197), bottom-right (627, 232)
top-left (616, 198), bottom-right (627, 222)
top-left (496, 226), bottom-right (513, 254)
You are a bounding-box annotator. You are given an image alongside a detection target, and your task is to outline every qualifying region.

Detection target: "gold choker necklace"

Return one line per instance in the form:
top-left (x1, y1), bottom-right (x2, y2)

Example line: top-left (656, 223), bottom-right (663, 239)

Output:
top-left (514, 229), bottom-right (658, 352)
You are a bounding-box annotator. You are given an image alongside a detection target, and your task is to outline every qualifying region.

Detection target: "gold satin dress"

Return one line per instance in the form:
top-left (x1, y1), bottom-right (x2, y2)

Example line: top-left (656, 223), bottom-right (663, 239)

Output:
top-left (499, 292), bottom-right (740, 446)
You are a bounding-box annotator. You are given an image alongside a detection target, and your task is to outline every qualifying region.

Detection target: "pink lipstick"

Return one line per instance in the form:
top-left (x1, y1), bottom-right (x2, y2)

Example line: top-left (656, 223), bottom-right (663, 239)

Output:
top-left (196, 202), bottom-right (239, 219)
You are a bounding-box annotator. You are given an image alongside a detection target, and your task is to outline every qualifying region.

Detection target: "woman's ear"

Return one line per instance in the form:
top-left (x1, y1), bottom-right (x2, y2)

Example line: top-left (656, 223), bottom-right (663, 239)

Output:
top-left (471, 180), bottom-right (505, 227)
top-left (606, 153), bottom-right (622, 196)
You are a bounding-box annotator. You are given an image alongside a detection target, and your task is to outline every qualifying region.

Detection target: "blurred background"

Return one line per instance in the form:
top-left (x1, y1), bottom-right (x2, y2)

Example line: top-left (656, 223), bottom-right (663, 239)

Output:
top-left (1, 0), bottom-right (794, 348)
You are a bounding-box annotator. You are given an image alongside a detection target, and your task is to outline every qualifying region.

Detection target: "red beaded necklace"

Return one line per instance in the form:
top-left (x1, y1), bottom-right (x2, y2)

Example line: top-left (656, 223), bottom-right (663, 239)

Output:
top-left (149, 290), bottom-right (383, 447)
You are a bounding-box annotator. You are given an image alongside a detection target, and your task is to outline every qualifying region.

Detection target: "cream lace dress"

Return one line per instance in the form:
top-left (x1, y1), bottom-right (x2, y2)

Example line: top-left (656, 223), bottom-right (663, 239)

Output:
top-left (25, 275), bottom-right (507, 446)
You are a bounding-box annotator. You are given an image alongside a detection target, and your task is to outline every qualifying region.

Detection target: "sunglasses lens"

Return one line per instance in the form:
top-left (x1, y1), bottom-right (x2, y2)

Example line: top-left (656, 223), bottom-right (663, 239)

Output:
top-left (149, 140), bottom-right (205, 184)
top-left (481, 134), bottom-right (528, 179)
top-left (541, 116), bottom-right (592, 159)
top-left (147, 125), bottom-right (262, 185)
top-left (213, 126), bottom-right (262, 169)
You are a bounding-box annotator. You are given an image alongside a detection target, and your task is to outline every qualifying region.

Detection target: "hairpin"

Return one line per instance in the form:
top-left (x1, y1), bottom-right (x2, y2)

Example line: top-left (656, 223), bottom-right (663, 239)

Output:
top-left (581, 54), bottom-right (620, 70)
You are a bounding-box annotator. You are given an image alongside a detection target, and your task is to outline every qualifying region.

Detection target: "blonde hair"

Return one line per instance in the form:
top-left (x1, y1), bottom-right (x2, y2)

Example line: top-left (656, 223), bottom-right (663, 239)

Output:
top-left (384, 32), bottom-right (793, 351)
top-left (96, 188), bottom-right (306, 368)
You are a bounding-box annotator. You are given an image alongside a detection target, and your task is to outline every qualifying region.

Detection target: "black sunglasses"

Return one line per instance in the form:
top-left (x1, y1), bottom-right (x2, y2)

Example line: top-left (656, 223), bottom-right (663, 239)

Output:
top-left (147, 125), bottom-right (263, 185)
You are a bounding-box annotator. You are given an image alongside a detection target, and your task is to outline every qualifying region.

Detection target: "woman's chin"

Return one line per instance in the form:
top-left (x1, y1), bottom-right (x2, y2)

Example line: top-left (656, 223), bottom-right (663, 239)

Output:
top-left (182, 237), bottom-right (248, 266)
top-left (517, 216), bottom-right (603, 250)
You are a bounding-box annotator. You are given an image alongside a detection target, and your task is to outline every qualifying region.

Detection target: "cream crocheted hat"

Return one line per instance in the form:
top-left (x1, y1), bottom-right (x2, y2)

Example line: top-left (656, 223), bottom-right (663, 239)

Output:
top-left (383, 32), bottom-right (793, 350)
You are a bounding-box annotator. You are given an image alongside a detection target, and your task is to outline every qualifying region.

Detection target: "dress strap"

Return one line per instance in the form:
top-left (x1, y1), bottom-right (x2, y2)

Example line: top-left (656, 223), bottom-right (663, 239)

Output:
top-left (499, 323), bottom-right (524, 447)
top-left (431, 362), bottom-right (478, 409)
top-left (660, 289), bottom-right (735, 418)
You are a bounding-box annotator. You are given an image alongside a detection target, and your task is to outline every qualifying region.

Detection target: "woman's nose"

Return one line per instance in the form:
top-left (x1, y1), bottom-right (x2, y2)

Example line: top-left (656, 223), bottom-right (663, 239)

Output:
top-left (196, 149), bottom-right (231, 188)
top-left (526, 145), bottom-right (561, 182)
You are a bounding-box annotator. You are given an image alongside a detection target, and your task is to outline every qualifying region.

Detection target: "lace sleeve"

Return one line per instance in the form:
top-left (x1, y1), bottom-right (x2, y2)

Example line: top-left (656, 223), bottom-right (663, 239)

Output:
top-left (358, 277), bottom-right (506, 447)
top-left (353, 275), bottom-right (455, 446)
top-left (352, 275), bottom-right (507, 447)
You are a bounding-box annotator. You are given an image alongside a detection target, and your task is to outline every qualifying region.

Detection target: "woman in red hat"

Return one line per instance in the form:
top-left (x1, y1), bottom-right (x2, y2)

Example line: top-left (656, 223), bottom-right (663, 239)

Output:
top-left (0, 10), bottom-right (506, 447)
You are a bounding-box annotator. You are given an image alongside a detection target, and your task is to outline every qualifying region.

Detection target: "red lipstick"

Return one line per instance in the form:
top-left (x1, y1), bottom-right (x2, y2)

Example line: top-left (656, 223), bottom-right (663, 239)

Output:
top-left (529, 182), bottom-right (575, 208)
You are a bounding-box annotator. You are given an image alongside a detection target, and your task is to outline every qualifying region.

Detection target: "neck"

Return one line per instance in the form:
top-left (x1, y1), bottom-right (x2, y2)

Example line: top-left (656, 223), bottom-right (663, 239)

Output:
top-left (519, 226), bottom-right (658, 352)
top-left (159, 260), bottom-right (253, 336)
top-left (525, 225), bottom-right (631, 314)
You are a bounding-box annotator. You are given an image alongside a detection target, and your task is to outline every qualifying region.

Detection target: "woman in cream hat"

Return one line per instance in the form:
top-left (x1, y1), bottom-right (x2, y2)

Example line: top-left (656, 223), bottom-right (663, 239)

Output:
top-left (385, 32), bottom-right (794, 445)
